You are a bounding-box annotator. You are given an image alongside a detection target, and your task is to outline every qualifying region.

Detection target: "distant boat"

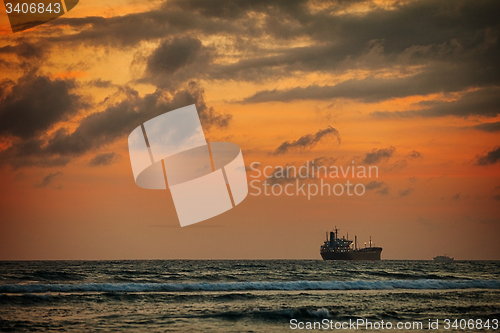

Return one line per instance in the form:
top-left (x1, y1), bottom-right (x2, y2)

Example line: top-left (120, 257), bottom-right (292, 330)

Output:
top-left (433, 255), bottom-right (454, 262)
top-left (320, 227), bottom-right (382, 260)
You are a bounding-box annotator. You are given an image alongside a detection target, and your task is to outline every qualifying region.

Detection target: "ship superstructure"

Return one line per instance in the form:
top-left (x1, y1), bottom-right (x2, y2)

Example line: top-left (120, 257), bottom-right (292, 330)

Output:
top-left (433, 255), bottom-right (454, 262)
top-left (320, 227), bottom-right (382, 260)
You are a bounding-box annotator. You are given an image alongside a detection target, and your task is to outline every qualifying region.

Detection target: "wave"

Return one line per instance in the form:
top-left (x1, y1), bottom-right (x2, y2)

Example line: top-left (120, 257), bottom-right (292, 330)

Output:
top-left (193, 307), bottom-right (333, 321)
top-left (0, 279), bottom-right (499, 294)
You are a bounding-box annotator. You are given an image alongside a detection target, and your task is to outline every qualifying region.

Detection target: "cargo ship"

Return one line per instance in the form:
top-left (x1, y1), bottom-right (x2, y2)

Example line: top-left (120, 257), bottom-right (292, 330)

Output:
top-left (320, 227), bottom-right (382, 260)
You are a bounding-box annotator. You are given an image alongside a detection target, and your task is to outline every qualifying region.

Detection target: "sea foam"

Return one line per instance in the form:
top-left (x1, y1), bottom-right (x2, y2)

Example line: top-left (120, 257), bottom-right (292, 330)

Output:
top-left (0, 279), bottom-right (499, 293)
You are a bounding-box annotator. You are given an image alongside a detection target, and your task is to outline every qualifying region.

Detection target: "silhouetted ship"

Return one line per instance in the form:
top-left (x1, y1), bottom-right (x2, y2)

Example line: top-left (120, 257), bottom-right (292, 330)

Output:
top-left (320, 227), bottom-right (382, 260)
top-left (433, 255), bottom-right (454, 262)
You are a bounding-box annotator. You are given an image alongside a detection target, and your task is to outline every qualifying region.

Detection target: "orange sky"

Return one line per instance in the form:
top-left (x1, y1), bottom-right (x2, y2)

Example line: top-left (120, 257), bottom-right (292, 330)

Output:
top-left (0, 0), bottom-right (499, 260)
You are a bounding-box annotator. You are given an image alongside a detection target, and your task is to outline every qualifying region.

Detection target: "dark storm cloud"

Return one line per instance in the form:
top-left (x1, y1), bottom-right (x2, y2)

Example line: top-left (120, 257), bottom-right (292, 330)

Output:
top-left (272, 126), bottom-right (340, 155)
top-left (372, 88), bottom-right (500, 118)
top-left (476, 147), bottom-right (500, 166)
top-left (35, 0), bottom-right (500, 108)
top-left (170, 0), bottom-right (500, 51)
top-left (48, 0), bottom-right (500, 75)
top-left (44, 82), bottom-right (229, 155)
top-left (0, 42), bottom-right (49, 73)
top-left (173, 82), bottom-right (232, 128)
top-left (469, 121), bottom-right (500, 132)
top-left (143, 37), bottom-right (215, 88)
top-left (240, 60), bottom-right (500, 104)
top-left (225, 0), bottom-right (499, 98)
top-left (0, 42), bottom-right (46, 60)
top-left (88, 152), bottom-right (118, 167)
top-left (35, 171), bottom-right (62, 188)
top-left (147, 37), bottom-right (209, 75)
top-left (49, 7), bottom-right (235, 47)
top-left (171, 0), bottom-right (309, 20)
top-left (3, 0), bottom-right (499, 168)
top-left (49, 0), bottom-right (311, 47)
top-left (362, 147), bottom-right (395, 164)
top-left (0, 82), bottom-right (231, 168)
top-left (0, 74), bottom-right (85, 139)
top-left (0, 79), bottom-right (14, 101)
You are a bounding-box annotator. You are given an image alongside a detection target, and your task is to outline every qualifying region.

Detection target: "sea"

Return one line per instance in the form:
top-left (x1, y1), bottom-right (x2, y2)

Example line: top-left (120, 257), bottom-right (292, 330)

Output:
top-left (0, 260), bottom-right (499, 332)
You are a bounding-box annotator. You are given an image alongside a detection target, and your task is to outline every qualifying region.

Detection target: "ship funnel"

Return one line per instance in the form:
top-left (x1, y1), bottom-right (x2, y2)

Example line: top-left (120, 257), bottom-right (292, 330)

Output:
top-left (329, 231), bottom-right (335, 247)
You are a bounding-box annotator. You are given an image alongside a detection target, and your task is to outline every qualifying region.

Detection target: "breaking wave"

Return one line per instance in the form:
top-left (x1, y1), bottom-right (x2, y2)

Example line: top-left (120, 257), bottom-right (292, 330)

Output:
top-left (1, 279), bottom-right (499, 294)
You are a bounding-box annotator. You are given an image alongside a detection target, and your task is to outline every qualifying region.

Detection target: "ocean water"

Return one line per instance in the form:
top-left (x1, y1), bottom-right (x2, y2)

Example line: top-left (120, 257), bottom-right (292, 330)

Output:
top-left (0, 260), bottom-right (499, 332)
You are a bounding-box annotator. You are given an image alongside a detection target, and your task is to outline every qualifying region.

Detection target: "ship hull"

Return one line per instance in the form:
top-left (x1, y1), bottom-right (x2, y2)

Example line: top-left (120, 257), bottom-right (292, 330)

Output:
top-left (321, 247), bottom-right (382, 260)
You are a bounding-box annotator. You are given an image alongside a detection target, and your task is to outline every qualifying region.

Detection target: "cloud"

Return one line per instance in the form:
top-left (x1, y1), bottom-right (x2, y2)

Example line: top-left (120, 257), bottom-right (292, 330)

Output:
top-left (376, 187), bottom-right (390, 196)
top-left (372, 87), bottom-right (500, 118)
top-left (238, 44), bottom-right (500, 103)
top-left (88, 152), bottom-right (119, 167)
top-left (171, 0), bottom-right (310, 20)
top-left (0, 42), bottom-right (47, 71)
top-left (49, 4), bottom-right (235, 47)
top-left (398, 187), bottom-right (414, 197)
top-left (140, 37), bottom-right (217, 89)
top-left (245, 162), bottom-right (260, 173)
top-left (266, 163), bottom-right (299, 185)
top-left (239, 70), bottom-right (480, 104)
top-left (0, 0), bottom-right (492, 125)
top-left (390, 159), bottom-right (408, 170)
top-left (0, 74), bottom-right (85, 139)
top-left (147, 37), bottom-right (213, 75)
top-left (365, 181), bottom-right (386, 190)
top-left (362, 146), bottom-right (395, 164)
top-left (469, 121), bottom-right (500, 132)
top-left (0, 82), bottom-right (230, 168)
top-left (175, 82), bottom-right (232, 128)
top-left (45, 0), bottom-right (499, 95)
top-left (2, 0), bottom-right (499, 170)
top-left (265, 157), bottom-right (338, 184)
top-left (475, 147), bottom-right (500, 166)
top-left (88, 79), bottom-right (114, 88)
top-left (0, 42), bottom-right (45, 59)
top-left (35, 171), bottom-right (63, 188)
top-left (272, 126), bottom-right (340, 155)
top-left (416, 216), bottom-right (435, 228)
top-left (365, 180), bottom-right (389, 195)
top-left (312, 156), bottom-right (338, 167)
top-left (407, 150), bottom-right (422, 158)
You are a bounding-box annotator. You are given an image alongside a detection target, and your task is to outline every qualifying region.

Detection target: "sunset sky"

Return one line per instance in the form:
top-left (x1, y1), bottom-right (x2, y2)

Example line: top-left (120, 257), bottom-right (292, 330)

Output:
top-left (0, 0), bottom-right (499, 260)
